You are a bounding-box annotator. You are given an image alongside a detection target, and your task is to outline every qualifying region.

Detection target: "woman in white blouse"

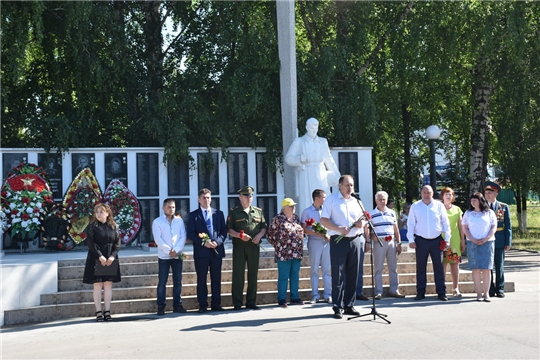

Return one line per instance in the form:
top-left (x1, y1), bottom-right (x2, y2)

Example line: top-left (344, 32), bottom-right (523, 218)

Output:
top-left (461, 192), bottom-right (497, 302)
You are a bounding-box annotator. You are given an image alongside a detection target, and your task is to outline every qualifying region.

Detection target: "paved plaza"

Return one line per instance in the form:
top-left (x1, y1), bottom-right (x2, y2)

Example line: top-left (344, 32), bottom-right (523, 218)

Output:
top-left (1, 249), bottom-right (538, 359)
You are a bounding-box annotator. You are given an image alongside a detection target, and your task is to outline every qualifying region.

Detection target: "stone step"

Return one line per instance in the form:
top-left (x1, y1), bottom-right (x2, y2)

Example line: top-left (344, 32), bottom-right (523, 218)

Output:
top-left (5, 280), bottom-right (514, 326)
top-left (45, 270), bottom-right (477, 305)
top-left (57, 260), bottom-right (450, 291)
top-left (57, 252), bottom-right (421, 280)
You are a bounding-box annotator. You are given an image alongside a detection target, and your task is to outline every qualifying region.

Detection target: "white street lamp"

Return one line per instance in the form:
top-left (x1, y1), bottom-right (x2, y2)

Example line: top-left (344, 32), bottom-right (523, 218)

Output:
top-left (426, 125), bottom-right (441, 198)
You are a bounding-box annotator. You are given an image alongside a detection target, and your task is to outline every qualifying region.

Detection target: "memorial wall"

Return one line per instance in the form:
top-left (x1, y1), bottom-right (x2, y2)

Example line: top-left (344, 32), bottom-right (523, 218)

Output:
top-left (1, 147), bottom-right (372, 247)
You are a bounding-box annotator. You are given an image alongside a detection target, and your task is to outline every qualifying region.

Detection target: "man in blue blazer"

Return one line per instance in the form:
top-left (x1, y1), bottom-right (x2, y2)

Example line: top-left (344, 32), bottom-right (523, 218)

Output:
top-left (484, 181), bottom-right (512, 298)
top-left (187, 188), bottom-right (227, 312)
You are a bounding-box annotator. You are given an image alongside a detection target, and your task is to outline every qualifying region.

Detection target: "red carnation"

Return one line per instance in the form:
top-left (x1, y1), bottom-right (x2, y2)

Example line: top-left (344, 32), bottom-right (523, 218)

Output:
top-left (11, 209), bottom-right (18, 215)
top-left (80, 233), bottom-right (87, 239)
top-left (21, 213), bottom-right (30, 220)
top-left (239, 230), bottom-right (245, 239)
top-left (58, 243), bottom-right (64, 249)
top-left (439, 240), bottom-right (447, 251)
top-left (305, 218), bottom-right (315, 226)
top-left (363, 211), bottom-right (372, 219)
top-left (22, 197), bottom-right (31, 204)
top-left (385, 235), bottom-right (392, 241)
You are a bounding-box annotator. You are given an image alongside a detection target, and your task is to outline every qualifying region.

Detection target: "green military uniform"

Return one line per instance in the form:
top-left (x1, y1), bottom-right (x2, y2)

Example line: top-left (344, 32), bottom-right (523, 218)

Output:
top-left (227, 186), bottom-right (267, 308)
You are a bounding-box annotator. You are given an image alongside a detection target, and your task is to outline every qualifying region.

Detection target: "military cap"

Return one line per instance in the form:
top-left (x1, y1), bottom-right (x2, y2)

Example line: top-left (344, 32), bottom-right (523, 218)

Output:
top-left (238, 185), bottom-right (255, 195)
top-left (484, 181), bottom-right (501, 192)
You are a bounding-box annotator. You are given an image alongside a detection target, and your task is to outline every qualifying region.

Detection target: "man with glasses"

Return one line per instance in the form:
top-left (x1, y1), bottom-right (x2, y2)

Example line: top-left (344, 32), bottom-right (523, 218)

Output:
top-left (227, 186), bottom-right (267, 310)
top-left (152, 198), bottom-right (187, 315)
top-left (187, 188), bottom-right (227, 313)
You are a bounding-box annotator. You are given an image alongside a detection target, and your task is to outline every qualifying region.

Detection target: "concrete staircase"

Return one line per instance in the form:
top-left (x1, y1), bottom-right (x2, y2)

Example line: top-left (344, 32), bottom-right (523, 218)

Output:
top-left (2, 246), bottom-right (515, 325)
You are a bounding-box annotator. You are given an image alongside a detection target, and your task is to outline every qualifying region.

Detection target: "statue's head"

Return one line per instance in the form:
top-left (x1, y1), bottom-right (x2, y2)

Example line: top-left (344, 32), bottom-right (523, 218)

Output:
top-left (306, 118), bottom-right (319, 138)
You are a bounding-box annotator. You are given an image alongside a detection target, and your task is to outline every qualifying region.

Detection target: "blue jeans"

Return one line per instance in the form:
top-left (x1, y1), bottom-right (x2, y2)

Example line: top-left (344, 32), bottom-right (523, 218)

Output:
top-left (157, 258), bottom-right (183, 308)
top-left (277, 258), bottom-right (301, 301)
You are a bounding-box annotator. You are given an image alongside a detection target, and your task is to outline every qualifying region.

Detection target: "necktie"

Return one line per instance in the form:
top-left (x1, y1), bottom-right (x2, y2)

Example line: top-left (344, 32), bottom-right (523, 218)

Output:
top-left (491, 203), bottom-right (495, 211)
top-left (205, 210), bottom-right (214, 238)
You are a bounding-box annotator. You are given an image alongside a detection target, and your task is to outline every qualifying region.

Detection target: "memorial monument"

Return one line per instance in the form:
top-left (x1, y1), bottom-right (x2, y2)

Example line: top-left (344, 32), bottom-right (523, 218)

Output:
top-left (285, 118), bottom-right (341, 214)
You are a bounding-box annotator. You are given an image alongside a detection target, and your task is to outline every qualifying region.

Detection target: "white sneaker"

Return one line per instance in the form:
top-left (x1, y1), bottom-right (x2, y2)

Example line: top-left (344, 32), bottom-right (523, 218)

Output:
top-left (309, 297), bottom-right (318, 304)
top-left (325, 296), bottom-right (332, 304)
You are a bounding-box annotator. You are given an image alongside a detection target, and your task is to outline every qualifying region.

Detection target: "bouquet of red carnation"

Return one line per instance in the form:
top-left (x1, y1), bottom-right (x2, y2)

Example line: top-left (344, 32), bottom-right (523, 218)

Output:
top-left (305, 218), bottom-right (327, 236)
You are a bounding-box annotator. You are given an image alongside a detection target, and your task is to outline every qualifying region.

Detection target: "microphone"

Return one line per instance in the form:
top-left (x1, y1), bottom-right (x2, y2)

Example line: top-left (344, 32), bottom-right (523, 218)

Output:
top-left (351, 193), bottom-right (361, 200)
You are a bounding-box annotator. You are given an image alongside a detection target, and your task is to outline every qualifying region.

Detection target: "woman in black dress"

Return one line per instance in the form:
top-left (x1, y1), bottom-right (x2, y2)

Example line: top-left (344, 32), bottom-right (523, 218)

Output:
top-left (83, 203), bottom-right (121, 321)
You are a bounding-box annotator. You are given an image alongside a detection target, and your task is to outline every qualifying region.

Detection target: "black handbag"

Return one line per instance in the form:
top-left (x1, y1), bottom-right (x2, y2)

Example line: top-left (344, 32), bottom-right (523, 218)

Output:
top-left (94, 259), bottom-right (119, 276)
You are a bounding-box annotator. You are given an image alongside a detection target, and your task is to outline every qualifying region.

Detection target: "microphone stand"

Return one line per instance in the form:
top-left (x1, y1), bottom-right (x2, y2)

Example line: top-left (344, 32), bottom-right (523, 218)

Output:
top-left (348, 194), bottom-right (390, 324)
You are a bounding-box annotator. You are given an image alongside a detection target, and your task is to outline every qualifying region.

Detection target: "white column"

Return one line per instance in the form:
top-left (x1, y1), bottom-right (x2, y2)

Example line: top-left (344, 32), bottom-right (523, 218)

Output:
top-left (277, 0), bottom-right (298, 202)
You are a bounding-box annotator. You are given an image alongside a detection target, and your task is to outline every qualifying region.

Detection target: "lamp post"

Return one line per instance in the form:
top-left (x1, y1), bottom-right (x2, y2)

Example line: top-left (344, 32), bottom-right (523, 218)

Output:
top-left (426, 125), bottom-right (441, 199)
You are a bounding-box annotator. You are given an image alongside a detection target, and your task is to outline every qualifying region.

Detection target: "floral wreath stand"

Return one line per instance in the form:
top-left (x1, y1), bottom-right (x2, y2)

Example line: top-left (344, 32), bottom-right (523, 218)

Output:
top-left (1, 163), bottom-right (54, 254)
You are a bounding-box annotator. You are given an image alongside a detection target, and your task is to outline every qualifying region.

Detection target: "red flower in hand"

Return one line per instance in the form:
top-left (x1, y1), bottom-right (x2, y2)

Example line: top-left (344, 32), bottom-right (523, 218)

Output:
top-left (439, 240), bottom-right (447, 251)
top-left (363, 211), bottom-right (372, 220)
top-left (384, 235), bottom-right (392, 241)
top-left (239, 230), bottom-right (245, 239)
top-left (305, 218), bottom-right (315, 227)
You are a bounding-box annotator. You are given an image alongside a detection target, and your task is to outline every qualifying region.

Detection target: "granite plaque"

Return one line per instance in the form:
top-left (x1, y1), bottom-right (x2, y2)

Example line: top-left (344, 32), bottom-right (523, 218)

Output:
top-left (2, 153), bottom-right (27, 179)
top-left (227, 153), bottom-right (248, 194)
top-left (138, 198), bottom-right (160, 244)
top-left (38, 154), bottom-right (63, 199)
top-left (105, 153), bottom-right (128, 187)
top-left (167, 160), bottom-right (190, 196)
top-left (197, 153), bottom-right (219, 194)
top-left (137, 153), bottom-right (159, 197)
top-left (338, 152), bottom-right (359, 191)
top-left (256, 153), bottom-right (276, 194)
top-left (256, 196), bottom-right (278, 222)
top-left (72, 153), bottom-right (95, 179)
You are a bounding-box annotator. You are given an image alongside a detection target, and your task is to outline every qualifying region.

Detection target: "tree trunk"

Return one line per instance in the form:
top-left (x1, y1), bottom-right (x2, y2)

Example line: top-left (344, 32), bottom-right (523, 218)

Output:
top-left (402, 102), bottom-right (414, 203)
top-left (143, 1), bottom-right (164, 136)
top-left (469, 61), bottom-right (493, 196)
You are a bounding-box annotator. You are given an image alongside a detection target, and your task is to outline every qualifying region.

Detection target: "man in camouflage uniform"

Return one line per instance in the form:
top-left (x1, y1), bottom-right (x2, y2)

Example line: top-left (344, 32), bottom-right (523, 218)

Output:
top-left (227, 186), bottom-right (267, 310)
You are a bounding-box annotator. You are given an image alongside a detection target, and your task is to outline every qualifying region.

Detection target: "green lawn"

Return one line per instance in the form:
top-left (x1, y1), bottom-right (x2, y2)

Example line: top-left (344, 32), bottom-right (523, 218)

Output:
top-left (509, 205), bottom-right (540, 252)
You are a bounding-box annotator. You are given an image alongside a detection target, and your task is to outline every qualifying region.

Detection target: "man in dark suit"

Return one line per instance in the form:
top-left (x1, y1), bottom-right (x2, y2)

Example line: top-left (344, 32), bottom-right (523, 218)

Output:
top-left (187, 188), bottom-right (227, 312)
top-left (484, 181), bottom-right (512, 298)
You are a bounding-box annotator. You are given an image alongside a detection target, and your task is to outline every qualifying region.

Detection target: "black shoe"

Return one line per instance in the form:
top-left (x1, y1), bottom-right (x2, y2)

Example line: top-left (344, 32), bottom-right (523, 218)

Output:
top-left (343, 306), bottom-right (360, 316)
top-left (438, 295), bottom-right (448, 301)
top-left (233, 305), bottom-right (242, 311)
top-left (356, 295), bottom-right (369, 301)
top-left (414, 294), bottom-right (425, 301)
top-left (333, 307), bottom-right (343, 319)
top-left (103, 310), bottom-right (112, 321)
top-left (496, 292), bottom-right (505, 298)
top-left (245, 303), bottom-right (260, 310)
top-left (157, 307), bottom-right (165, 316)
top-left (197, 307), bottom-right (207, 313)
top-left (173, 305), bottom-right (187, 313)
top-left (290, 299), bottom-right (304, 305)
top-left (278, 300), bottom-right (288, 308)
top-left (95, 311), bottom-right (104, 322)
top-left (211, 306), bottom-right (225, 311)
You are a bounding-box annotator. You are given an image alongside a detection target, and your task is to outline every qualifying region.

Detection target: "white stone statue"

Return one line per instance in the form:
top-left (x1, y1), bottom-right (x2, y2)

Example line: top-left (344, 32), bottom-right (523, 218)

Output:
top-left (285, 118), bottom-right (341, 214)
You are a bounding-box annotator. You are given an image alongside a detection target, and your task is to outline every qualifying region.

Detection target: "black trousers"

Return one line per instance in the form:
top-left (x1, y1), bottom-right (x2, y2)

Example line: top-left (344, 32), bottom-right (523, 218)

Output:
top-left (329, 235), bottom-right (361, 309)
top-left (194, 255), bottom-right (223, 308)
top-left (414, 235), bottom-right (446, 295)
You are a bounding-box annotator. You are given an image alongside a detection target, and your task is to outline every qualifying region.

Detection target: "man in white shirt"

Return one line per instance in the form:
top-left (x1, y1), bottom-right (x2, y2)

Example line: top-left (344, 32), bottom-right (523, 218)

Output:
top-left (321, 175), bottom-right (367, 319)
top-left (152, 198), bottom-right (187, 315)
top-left (407, 185), bottom-right (451, 301)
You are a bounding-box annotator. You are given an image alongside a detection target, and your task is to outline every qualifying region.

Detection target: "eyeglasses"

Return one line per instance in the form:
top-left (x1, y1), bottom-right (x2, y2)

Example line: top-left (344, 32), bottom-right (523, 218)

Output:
top-left (241, 194), bottom-right (253, 197)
